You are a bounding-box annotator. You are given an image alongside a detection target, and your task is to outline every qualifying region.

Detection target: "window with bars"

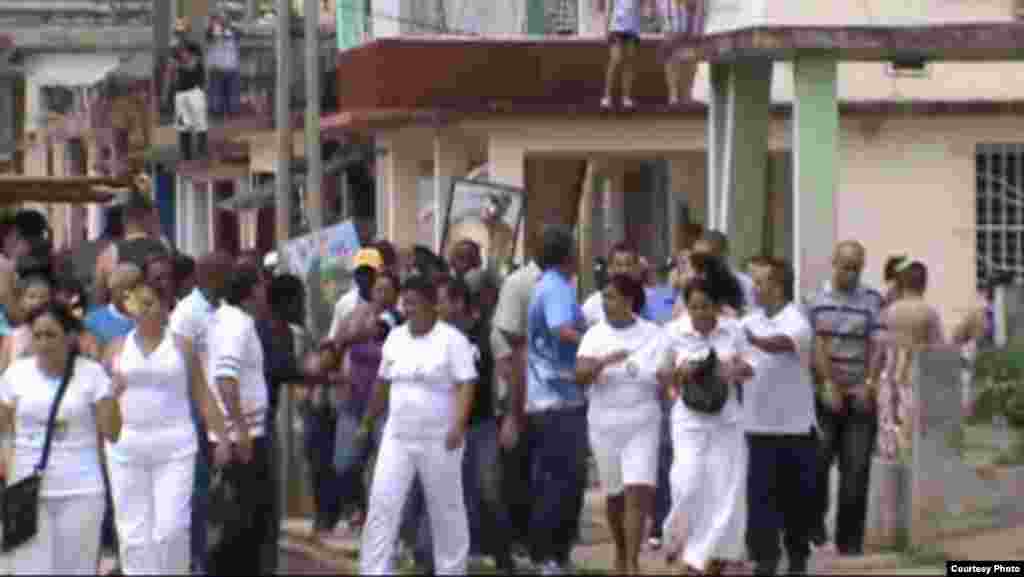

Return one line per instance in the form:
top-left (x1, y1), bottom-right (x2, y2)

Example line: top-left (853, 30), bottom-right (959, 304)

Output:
top-left (976, 143), bottom-right (1024, 289)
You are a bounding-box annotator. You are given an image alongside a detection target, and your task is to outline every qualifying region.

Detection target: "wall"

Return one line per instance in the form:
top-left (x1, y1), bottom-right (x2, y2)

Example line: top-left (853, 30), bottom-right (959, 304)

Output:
top-left (705, 0), bottom-right (1014, 32)
top-left (464, 111), bottom-right (1020, 333)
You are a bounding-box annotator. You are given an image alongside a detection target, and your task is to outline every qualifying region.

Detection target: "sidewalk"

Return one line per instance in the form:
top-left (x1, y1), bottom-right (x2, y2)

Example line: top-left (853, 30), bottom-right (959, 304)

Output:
top-left (278, 488), bottom-right (1023, 574)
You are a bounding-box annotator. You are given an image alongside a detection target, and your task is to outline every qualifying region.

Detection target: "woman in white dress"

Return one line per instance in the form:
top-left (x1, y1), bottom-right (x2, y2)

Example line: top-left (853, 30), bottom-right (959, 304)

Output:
top-left (0, 301), bottom-right (123, 575)
top-left (576, 273), bottom-right (666, 574)
top-left (658, 276), bottom-right (756, 575)
top-left (104, 281), bottom-right (230, 575)
top-left (0, 273), bottom-right (53, 371)
top-left (358, 275), bottom-right (478, 575)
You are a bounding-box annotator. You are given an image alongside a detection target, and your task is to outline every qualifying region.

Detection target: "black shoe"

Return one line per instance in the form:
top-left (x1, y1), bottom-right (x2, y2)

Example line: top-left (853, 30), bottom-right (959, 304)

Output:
top-left (788, 557), bottom-right (808, 574)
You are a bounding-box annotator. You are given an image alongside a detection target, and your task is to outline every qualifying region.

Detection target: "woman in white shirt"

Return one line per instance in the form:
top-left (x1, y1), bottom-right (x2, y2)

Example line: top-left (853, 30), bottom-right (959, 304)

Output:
top-left (358, 275), bottom-right (478, 575)
top-left (105, 281), bottom-right (229, 575)
top-left (0, 301), bottom-right (123, 575)
top-left (576, 273), bottom-right (666, 574)
top-left (0, 273), bottom-right (53, 371)
top-left (659, 276), bottom-right (755, 576)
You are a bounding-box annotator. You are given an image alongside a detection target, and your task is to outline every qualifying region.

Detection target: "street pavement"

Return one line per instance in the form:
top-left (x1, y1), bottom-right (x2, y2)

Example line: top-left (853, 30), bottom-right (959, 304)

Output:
top-left (276, 488), bottom-right (996, 575)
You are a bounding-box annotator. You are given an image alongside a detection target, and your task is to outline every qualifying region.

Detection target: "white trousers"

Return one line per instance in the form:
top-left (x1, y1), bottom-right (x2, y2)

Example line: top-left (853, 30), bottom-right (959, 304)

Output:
top-left (360, 435), bottom-right (468, 575)
top-left (663, 422), bottom-right (747, 571)
top-left (175, 87), bottom-right (208, 133)
top-left (10, 493), bottom-right (105, 575)
top-left (107, 453), bottom-right (195, 576)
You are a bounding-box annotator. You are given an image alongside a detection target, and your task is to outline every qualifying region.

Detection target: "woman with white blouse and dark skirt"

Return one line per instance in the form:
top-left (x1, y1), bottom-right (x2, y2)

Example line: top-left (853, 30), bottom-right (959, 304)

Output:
top-left (358, 275), bottom-right (478, 575)
top-left (105, 281), bottom-right (229, 575)
top-left (576, 273), bottom-right (667, 574)
top-left (0, 302), bottom-right (123, 574)
top-left (659, 277), bottom-right (756, 576)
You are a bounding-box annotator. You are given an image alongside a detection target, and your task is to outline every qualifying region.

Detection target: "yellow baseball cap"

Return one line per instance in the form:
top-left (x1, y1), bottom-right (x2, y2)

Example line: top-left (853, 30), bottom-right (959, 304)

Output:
top-left (352, 248), bottom-right (383, 271)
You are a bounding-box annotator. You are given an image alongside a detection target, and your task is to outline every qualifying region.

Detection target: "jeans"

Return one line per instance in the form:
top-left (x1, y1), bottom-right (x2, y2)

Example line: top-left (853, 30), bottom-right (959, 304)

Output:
top-left (302, 402), bottom-right (345, 531)
top-left (207, 68), bottom-right (241, 117)
top-left (525, 406), bottom-right (588, 565)
top-left (814, 397), bottom-right (878, 554)
top-left (746, 433), bottom-right (818, 574)
top-left (652, 402), bottom-right (674, 538)
top-left (209, 436), bottom-right (278, 576)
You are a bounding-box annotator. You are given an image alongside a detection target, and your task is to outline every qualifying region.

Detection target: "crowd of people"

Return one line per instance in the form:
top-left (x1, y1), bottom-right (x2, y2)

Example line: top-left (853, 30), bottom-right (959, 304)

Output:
top-left (0, 196), bottom-right (304, 575)
top-left (0, 189), bottom-right (994, 576)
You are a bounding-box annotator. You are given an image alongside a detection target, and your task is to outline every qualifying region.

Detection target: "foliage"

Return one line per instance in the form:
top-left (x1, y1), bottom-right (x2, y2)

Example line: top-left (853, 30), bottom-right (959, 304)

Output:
top-left (970, 338), bottom-right (1024, 429)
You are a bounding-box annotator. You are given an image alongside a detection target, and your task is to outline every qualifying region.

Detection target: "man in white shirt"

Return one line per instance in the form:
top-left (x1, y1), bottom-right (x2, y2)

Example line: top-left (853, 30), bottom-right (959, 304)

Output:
top-left (582, 241), bottom-right (643, 327)
top-left (167, 250), bottom-right (234, 575)
top-left (489, 259), bottom-right (541, 558)
top-left (742, 257), bottom-right (818, 575)
top-left (207, 264), bottom-right (276, 576)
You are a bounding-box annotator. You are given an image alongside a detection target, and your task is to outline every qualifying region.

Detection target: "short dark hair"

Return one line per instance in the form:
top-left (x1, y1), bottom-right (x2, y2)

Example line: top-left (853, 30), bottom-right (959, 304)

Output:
top-left (175, 253), bottom-right (196, 281)
top-left (223, 265), bottom-right (262, 307)
top-left (609, 240), bottom-right (639, 262)
top-left (401, 274), bottom-right (438, 303)
top-left (372, 239), bottom-right (398, 269)
top-left (269, 274), bottom-right (304, 308)
top-left (901, 261), bottom-right (928, 293)
top-left (16, 248), bottom-right (53, 282)
top-left (683, 276), bottom-right (718, 307)
top-left (539, 225), bottom-right (575, 270)
top-left (12, 209), bottom-right (49, 241)
top-left (437, 275), bottom-right (473, 310)
top-left (606, 273), bottom-right (646, 314)
top-left (884, 254), bottom-right (909, 282)
top-left (687, 254), bottom-right (744, 311)
top-left (763, 257), bottom-right (796, 302)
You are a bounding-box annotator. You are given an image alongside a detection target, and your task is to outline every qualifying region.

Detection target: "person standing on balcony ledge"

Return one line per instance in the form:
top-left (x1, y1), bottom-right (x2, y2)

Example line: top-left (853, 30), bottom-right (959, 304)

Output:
top-left (660, 0), bottom-right (703, 106)
top-left (207, 12), bottom-right (242, 120)
top-left (600, 0), bottom-right (652, 109)
top-left (171, 19), bottom-right (208, 162)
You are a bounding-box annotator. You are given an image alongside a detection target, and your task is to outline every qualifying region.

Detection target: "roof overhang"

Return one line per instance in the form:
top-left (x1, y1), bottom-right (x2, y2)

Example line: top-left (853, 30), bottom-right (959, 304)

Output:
top-left (666, 22), bottom-right (1024, 63)
top-left (0, 176), bottom-right (127, 203)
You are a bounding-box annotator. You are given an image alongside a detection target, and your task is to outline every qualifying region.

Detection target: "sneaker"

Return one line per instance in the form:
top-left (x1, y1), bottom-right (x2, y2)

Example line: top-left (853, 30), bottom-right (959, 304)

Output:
top-left (600, 96), bottom-right (613, 109)
top-left (540, 560), bottom-right (565, 575)
top-left (647, 536), bottom-right (663, 550)
top-left (622, 97), bottom-right (635, 109)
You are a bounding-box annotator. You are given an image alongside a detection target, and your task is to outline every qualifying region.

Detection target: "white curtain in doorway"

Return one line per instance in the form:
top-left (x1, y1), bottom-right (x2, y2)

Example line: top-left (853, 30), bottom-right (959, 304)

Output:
top-left (440, 0), bottom-right (527, 36)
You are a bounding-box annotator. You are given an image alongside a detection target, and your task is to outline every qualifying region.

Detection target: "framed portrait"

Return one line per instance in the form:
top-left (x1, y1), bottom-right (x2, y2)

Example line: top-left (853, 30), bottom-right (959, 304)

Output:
top-left (441, 177), bottom-right (526, 275)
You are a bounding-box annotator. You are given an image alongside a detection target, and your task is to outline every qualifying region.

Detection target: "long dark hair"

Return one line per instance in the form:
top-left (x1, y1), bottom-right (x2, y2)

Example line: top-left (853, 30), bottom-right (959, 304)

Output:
top-left (689, 253), bottom-right (744, 312)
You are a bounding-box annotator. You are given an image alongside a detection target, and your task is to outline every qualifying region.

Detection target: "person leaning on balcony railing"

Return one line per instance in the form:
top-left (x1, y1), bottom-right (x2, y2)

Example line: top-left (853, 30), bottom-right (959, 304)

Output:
top-left (599, 0), bottom-right (654, 109)
top-left (207, 12), bottom-right (242, 119)
top-left (170, 19), bottom-right (209, 161)
top-left (659, 0), bottom-right (703, 106)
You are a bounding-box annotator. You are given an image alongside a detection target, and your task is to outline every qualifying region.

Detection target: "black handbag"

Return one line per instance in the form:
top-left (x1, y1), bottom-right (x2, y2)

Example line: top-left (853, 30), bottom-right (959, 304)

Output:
top-left (2, 352), bottom-right (77, 553)
top-left (680, 347), bottom-right (730, 415)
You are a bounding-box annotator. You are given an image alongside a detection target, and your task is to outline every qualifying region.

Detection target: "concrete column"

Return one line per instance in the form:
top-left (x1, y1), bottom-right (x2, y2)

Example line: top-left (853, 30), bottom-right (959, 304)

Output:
top-left (378, 137), bottom-right (422, 248)
top-left (578, 161), bottom-right (598, 297)
top-left (668, 152), bottom-right (706, 250)
top-left (433, 131), bottom-right (471, 253)
top-left (706, 63), bottom-right (728, 231)
top-left (604, 163), bottom-right (626, 246)
top-left (724, 60), bottom-right (772, 265)
top-left (768, 151), bottom-right (793, 260)
top-left (792, 56), bottom-right (839, 299)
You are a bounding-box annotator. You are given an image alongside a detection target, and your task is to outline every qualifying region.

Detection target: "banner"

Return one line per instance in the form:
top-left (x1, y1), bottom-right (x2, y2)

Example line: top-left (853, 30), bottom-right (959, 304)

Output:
top-left (280, 220), bottom-right (362, 340)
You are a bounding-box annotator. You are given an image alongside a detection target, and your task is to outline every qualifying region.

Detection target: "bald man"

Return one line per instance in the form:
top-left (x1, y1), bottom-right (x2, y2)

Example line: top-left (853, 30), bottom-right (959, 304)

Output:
top-left (805, 240), bottom-right (883, 556)
top-left (83, 262), bottom-right (143, 351)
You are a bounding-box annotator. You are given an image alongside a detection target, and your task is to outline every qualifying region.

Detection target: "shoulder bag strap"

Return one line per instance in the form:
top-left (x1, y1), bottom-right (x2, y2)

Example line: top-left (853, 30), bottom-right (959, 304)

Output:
top-left (35, 351), bottom-right (78, 474)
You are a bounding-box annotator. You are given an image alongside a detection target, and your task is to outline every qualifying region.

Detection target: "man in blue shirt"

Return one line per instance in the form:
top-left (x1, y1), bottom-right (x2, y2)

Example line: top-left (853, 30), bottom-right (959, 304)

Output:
top-left (524, 225), bottom-right (587, 574)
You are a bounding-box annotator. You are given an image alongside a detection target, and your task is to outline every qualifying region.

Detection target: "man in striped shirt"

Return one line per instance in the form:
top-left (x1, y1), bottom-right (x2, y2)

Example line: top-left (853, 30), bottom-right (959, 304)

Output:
top-left (805, 240), bottom-right (883, 556)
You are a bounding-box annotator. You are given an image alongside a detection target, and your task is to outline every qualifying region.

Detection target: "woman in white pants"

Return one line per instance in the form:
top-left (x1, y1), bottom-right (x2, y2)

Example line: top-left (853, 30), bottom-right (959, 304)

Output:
top-left (105, 282), bottom-right (229, 575)
top-left (576, 273), bottom-right (667, 574)
top-left (659, 277), bottom-right (755, 575)
top-left (358, 275), bottom-right (478, 575)
top-left (0, 302), bottom-right (123, 575)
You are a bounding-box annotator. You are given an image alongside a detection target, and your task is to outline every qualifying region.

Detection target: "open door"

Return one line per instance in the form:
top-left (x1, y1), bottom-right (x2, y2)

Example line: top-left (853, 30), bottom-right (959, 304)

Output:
top-left (523, 157), bottom-right (588, 260)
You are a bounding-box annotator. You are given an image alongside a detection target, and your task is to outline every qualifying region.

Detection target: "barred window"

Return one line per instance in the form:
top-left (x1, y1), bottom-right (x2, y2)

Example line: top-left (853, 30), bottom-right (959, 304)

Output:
top-left (976, 144), bottom-right (1024, 289)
